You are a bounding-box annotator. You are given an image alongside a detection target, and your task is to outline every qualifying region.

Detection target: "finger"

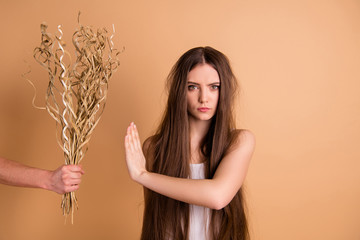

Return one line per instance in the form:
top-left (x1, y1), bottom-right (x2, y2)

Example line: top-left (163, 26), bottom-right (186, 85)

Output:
top-left (66, 178), bottom-right (81, 185)
top-left (133, 123), bottom-right (140, 141)
top-left (129, 124), bottom-right (137, 151)
top-left (126, 126), bottom-right (134, 153)
top-left (124, 134), bottom-right (129, 148)
top-left (76, 164), bottom-right (85, 174)
top-left (131, 124), bottom-right (141, 147)
top-left (62, 179), bottom-right (81, 188)
top-left (67, 172), bottom-right (83, 179)
top-left (61, 176), bottom-right (78, 187)
top-left (66, 165), bottom-right (85, 174)
top-left (64, 185), bottom-right (80, 193)
top-left (132, 124), bottom-right (140, 151)
top-left (126, 125), bottom-right (131, 141)
top-left (126, 125), bottom-right (132, 142)
top-left (125, 135), bottom-right (132, 153)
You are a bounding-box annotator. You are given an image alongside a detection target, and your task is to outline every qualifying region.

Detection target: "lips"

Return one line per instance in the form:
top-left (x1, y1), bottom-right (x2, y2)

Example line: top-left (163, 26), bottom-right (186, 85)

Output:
top-left (197, 107), bottom-right (210, 112)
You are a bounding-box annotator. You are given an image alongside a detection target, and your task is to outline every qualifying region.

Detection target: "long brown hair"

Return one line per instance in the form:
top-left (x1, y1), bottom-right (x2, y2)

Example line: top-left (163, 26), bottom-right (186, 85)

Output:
top-left (141, 46), bottom-right (249, 240)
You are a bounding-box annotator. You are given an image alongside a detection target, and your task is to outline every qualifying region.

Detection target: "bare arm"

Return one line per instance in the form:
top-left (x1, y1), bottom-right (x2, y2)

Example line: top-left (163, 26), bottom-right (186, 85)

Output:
top-left (0, 157), bottom-right (84, 194)
top-left (124, 122), bottom-right (255, 210)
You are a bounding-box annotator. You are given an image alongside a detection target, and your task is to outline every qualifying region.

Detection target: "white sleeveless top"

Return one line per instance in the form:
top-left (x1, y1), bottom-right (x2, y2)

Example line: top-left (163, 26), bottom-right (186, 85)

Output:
top-left (188, 163), bottom-right (210, 240)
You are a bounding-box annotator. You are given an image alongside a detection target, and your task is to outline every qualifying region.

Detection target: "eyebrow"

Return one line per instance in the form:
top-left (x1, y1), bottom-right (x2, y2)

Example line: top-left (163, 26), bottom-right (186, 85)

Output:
top-left (187, 81), bottom-right (220, 85)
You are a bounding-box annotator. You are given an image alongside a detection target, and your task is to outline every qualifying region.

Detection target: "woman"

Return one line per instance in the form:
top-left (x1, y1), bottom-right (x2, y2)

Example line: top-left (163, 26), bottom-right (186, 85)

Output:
top-left (125, 46), bottom-right (255, 240)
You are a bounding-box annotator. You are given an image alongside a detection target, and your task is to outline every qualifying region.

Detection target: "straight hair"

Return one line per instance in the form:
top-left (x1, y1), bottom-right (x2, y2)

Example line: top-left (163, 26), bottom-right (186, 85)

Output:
top-left (141, 46), bottom-right (249, 240)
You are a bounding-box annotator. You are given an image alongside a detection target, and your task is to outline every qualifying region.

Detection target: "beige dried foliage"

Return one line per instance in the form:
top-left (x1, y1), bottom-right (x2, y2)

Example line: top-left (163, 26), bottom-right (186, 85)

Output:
top-left (30, 14), bottom-right (121, 223)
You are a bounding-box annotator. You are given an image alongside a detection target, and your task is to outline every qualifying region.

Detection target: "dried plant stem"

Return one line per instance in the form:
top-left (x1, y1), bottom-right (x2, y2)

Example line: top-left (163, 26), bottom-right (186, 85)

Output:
top-left (31, 14), bottom-right (120, 223)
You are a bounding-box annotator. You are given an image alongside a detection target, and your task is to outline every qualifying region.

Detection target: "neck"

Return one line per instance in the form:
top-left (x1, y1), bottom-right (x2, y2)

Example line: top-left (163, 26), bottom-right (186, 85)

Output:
top-left (188, 117), bottom-right (212, 163)
top-left (189, 117), bottom-right (211, 142)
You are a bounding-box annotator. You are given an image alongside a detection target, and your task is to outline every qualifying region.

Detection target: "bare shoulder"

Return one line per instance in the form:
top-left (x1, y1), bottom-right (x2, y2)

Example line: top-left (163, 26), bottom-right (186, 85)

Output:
top-left (236, 129), bottom-right (255, 144)
top-left (229, 129), bottom-right (256, 154)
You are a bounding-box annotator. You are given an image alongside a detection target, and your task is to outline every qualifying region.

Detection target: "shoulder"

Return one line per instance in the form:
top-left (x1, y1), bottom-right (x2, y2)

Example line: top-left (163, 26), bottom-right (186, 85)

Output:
top-left (235, 129), bottom-right (255, 144)
top-left (228, 129), bottom-right (255, 155)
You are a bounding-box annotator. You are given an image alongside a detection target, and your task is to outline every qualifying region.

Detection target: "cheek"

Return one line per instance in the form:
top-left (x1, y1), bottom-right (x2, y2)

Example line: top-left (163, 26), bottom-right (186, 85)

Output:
top-left (187, 93), bottom-right (195, 106)
top-left (186, 94), bottom-right (192, 110)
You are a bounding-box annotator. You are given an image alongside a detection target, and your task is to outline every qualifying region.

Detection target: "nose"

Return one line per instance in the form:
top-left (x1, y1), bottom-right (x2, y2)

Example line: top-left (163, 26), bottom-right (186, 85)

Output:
top-left (199, 88), bottom-right (208, 103)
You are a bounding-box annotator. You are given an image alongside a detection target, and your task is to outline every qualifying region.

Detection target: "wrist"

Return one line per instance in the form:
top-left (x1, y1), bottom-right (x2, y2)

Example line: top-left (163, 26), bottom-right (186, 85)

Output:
top-left (41, 170), bottom-right (54, 191)
top-left (136, 169), bottom-right (149, 185)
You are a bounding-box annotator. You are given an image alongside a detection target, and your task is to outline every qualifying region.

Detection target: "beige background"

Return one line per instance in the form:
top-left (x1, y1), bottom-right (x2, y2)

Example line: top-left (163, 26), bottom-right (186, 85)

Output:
top-left (0, 0), bottom-right (359, 239)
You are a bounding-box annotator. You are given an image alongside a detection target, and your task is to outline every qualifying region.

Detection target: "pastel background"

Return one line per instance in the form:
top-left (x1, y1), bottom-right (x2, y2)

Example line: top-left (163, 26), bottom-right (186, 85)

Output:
top-left (0, 0), bottom-right (359, 239)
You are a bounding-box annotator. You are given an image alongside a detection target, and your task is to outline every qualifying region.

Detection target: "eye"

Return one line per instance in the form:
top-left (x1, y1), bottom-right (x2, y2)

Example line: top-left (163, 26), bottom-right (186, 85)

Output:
top-left (188, 85), bottom-right (199, 90)
top-left (211, 85), bottom-right (220, 90)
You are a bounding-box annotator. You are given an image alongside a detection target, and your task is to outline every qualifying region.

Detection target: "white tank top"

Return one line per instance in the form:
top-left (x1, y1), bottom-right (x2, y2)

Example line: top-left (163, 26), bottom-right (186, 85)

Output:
top-left (188, 163), bottom-right (210, 240)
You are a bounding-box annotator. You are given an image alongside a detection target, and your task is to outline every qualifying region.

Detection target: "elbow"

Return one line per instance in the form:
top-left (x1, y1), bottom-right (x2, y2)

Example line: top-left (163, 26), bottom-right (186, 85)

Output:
top-left (212, 199), bottom-right (230, 211)
top-left (208, 193), bottom-right (231, 210)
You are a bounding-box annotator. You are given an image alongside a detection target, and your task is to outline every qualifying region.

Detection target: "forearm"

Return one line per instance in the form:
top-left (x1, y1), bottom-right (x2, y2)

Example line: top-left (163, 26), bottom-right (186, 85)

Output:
top-left (138, 171), bottom-right (226, 210)
top-left (124, 123), bottom-right (244, 210)
top-left (0, 157), bottom-right (52, 190)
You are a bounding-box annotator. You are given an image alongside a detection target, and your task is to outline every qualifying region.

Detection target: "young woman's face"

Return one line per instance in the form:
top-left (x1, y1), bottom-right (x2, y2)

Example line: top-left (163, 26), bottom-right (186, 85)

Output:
top-left (187, 63), bottom-right (220, 122)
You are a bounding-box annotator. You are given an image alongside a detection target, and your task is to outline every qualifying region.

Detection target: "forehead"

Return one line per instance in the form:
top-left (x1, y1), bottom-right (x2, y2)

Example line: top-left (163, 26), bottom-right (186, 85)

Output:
top-left (187, 63), bottom-right (220, 83)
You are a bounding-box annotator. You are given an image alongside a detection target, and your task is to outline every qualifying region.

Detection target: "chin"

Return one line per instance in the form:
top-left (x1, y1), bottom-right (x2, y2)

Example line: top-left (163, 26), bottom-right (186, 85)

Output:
top-left (188, 111), bottom-right (215, 122)
top-left (194, 115), bottom-right (214, 121)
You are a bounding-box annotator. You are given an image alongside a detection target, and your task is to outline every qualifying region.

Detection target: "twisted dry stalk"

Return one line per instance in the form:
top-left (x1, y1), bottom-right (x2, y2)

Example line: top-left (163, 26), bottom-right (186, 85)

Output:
top-left (32, 16), bottom-right (120, 223)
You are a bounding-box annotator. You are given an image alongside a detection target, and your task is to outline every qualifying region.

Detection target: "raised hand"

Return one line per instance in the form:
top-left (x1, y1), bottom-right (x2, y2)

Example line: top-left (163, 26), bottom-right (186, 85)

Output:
top-left (124, 122), bottom-right (147, 182)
